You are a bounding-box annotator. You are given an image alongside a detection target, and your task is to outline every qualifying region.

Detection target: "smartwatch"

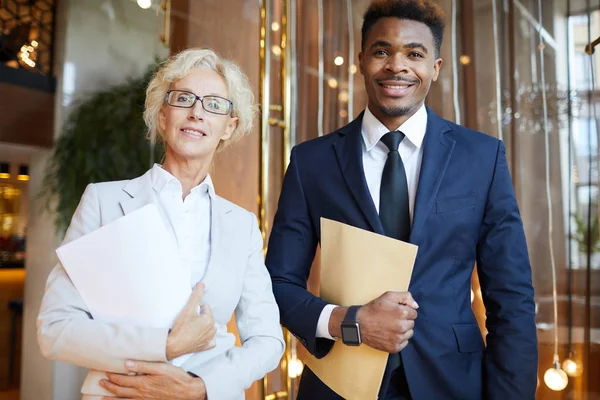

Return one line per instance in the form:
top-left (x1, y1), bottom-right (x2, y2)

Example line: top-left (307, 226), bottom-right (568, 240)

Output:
top-left (341, 305), bottom-right (362, 346)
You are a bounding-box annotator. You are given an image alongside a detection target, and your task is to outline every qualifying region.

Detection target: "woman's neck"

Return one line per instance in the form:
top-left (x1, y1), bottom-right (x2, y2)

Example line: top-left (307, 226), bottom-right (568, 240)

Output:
top-left (161, 153), bottom-right (212, 199)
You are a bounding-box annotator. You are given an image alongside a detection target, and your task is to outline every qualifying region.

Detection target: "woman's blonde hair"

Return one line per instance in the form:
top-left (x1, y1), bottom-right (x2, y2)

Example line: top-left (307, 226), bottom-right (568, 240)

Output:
top-left (144, 48), bottom-right (255, 151)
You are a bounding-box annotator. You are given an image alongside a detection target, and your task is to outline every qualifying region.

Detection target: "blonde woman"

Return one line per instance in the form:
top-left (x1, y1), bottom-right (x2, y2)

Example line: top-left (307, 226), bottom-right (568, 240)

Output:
top-left (37, 48), bottom-right (284, 400)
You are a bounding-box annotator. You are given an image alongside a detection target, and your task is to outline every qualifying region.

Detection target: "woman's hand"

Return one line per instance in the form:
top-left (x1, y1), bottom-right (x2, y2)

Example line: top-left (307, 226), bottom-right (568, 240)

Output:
top-left (101, 360), bottom-right (207, 400)
top-left (166, 282), bottom-right (216, 360)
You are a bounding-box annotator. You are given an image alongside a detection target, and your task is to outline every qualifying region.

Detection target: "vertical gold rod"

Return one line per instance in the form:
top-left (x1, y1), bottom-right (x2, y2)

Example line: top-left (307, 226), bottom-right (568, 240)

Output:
top-left (317, 0), bottom-right (324, 136)
top-left (282, 0), bottom-right (293, 171)
top-left (284, 2), bottom-right (295, 397)
top-left (285, 330), bottom-right (292, 399)
top-left (259, 0), bottom-right (272, 246)
top-left (160, 0), bottom-right (171, 48)
top-left (258, 1), bottom-right (271, 397)
top-left (346, 0), bottom-right (354, 123)
top-left (281, 1), bottom-right (294, 396)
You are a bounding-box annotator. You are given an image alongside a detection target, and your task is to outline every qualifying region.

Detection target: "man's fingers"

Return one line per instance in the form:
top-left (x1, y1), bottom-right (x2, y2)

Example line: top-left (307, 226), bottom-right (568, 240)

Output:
top-left (381, 291), bottom-right (419, 309)
top-left (397, 318), bottom-right (415, 334)
top-left (397, 305), bottom-right (418, 320)
top-left (397, 340), bottom-right (410, 352)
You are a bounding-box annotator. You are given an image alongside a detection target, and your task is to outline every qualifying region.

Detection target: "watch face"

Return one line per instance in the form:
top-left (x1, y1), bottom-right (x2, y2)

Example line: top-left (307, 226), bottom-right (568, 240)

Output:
top-left (341, 324), bottom-right (360, 345)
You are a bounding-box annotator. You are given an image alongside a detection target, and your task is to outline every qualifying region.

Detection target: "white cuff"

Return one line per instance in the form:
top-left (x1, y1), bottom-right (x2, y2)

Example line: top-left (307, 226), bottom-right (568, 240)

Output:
top-left (316, 304), bottom-right (339, 340)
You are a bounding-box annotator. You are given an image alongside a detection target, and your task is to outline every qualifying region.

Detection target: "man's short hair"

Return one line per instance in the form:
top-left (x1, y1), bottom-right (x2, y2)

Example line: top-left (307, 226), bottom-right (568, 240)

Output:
top-left (362, 0), bottom-right (446, 57)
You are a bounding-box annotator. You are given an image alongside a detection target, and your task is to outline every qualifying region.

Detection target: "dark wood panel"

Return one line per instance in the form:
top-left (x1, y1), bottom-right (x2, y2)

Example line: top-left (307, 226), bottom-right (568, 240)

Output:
top-left (170, 2), bottom-right (261, 399)
top-left (0, 82), bottom-right (54, 148)
top-left (171, 0), bottom-right (260, 216)
top-left (170, 0), bottom-right (189, 55)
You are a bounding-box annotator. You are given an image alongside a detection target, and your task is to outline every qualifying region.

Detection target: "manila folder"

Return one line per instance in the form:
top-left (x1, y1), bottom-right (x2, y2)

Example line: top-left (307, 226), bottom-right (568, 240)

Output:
top-left (302, 217), bottom-right (418, 400)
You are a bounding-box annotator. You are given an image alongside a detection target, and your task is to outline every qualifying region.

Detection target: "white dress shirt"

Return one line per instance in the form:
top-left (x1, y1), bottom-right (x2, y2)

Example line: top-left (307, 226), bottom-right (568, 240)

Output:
top-left (150, 164), bottom-right (212, 286)
top-left (316, 104), bottom-right (428, 340)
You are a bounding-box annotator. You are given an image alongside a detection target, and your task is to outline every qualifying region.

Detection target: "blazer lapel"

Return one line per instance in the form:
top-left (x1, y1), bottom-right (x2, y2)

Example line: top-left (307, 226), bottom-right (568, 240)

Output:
top-left (201, 195), bottom-right (234, 285)
top-left (119, 170), bottom-right (155, 215)
top-left (333, 113), bottom-right (385, 235)
top-left (410, 108), bottom-right (455, 242)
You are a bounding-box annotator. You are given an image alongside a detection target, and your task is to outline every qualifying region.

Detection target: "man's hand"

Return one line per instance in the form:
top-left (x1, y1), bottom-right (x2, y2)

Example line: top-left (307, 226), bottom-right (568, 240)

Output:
top-left (329, 291), bottom-right (418, 353)
top-left (166, 282), bottom-right (216, 360)
top-left (100, 360), bottom-right (207, 400)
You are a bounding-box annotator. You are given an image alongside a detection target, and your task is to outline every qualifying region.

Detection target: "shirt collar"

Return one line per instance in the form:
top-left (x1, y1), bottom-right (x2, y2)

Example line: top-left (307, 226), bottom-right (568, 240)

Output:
top-left (361, 103), bottom-right (427, 151)
top-left (150, 164), bottom-right (215, 197)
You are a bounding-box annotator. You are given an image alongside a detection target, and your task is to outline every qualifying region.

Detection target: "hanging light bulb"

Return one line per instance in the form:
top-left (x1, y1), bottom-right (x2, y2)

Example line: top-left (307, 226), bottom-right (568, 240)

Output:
top-left (562, 357), bottom-right (583, 377)
top-left (137, 0), bottom-right (152, 9)
top-left (544, 363), bottom-right (568, 391)
top-left (288, 357), bottom-right (304, 378)
top-left (536, 0), bottom-right (567, 394)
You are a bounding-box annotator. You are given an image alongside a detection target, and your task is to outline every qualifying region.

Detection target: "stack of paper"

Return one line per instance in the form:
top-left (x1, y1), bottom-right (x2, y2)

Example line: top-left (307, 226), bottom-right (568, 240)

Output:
top-left (56, 204), bottom-right (192, 366)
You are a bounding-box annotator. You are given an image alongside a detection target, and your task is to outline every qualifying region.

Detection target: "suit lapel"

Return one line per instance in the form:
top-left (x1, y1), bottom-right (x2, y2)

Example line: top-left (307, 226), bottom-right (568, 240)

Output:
top-left (333, 113), bottom-right (385, 235)
top-left (410, 108), bottom-right (455, 242)
top-left (119, 170), bottom-right (155, 215)
top-left (201, 195), bottom-right (233, 285)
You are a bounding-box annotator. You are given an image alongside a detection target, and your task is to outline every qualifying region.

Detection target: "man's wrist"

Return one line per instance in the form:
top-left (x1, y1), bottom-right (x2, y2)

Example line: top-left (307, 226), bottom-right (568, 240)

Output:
top-left (328, 306), bottom-right (348, 338)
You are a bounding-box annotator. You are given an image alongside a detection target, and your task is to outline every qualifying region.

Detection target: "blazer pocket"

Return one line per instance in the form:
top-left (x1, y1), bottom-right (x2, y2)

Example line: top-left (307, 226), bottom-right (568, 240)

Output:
top-left (436, 193), bottom-right (477, 214)
top-left (452, 323), bottom-right (485, 353)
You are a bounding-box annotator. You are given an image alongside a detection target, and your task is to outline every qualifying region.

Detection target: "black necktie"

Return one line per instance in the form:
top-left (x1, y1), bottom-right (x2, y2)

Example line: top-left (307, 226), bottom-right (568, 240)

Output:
top-left (378, 131), bottom-right (413, 399)
top-left (379, 131), bottom-right (411, 241)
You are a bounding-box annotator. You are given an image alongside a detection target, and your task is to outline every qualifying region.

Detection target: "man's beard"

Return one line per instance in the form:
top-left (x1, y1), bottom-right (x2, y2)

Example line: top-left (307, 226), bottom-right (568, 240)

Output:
top-left (380, 104), bottom-right (413, 117)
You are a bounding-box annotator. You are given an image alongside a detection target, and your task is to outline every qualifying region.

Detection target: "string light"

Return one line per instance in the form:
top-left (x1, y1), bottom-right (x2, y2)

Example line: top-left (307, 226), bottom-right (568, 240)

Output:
top-left (544, 363), bottom-right (569, 391)
top-left (271, 45), bottom-right (282, 56)
top-left (288, 357), bottom-right (304, 378)
top-left (562, 357), bottom-right (583, 377)
top-left (536, 0), bottom-right (568, 391)
top-left (19, 43), bottom-right (36, 68)
top-left (137, 0), bottom-right (152, 9)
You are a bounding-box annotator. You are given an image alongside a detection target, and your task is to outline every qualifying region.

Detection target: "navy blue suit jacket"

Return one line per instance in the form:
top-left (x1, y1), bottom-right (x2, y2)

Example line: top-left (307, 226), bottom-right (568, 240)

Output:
top-left (266, 108), bottom-right (538, 399)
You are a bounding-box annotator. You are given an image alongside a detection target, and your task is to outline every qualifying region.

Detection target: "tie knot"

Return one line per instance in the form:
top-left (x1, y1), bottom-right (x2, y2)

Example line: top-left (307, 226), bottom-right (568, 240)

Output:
top-left (380, 131), bottom-right (405, 152)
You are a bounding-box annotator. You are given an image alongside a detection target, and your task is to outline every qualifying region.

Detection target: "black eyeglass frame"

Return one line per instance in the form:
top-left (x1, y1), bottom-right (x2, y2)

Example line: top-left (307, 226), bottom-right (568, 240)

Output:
top-left (165, 90), bottom-right (234, 115)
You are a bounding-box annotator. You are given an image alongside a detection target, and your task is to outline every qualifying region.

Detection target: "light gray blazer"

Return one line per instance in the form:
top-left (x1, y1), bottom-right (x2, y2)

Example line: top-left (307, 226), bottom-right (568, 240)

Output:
top-left (37, 169), bottom-right (285, 399)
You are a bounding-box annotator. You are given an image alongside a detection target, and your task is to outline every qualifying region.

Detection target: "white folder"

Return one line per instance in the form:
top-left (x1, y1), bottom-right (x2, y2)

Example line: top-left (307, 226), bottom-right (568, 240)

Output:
top-left (56, 203), bottom-right (193, 366)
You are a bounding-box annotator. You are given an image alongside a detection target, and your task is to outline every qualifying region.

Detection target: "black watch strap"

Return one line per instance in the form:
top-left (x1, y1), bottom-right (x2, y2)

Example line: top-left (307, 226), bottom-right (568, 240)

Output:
top-left (343, 305), bottom-right (361, 323)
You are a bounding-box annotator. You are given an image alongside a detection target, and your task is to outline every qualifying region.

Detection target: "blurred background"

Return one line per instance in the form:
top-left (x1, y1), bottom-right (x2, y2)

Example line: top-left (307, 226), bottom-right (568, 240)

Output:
top-left (0, 0), bottom-right (598, 399)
